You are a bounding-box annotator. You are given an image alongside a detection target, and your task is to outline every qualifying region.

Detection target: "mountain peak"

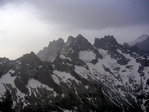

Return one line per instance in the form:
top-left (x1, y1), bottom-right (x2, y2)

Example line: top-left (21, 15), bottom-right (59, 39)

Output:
top-left (75, 34), bottom-right (91, 46)
top-left (94, 35), bottom-right (119, 50)
top-left (68, 35), bottom-right (75, 40)
top-left (128, 34), bottom-right (149, 52)
top-left (76, 34), bottom-right (84, 38)
top-left (129, 34), bottom-right (149, 46)
top-left (21, 52), bottom-right (36, 58)
top-left (19, 52), bottom-right (39, 61)
top-left (17, 52), bottom-right (42, 68)
top-left (48, 38), bottom-right (65, 47)
top-left (75, 34), bottom-right (88, 42)
top-left (57, 38), bottom-right (65, 44)
top-left (104, 35), bottom-right (117, 43)
top-left (139, 34), bottom-right (149, 38)
top-left (37, 38), bottom-right (65, 62)
top-left (30, 51), bottom-right (36, 56)
top-left (66, 36), bottom-right (75, 46)
top-left (73, 34), bottom-right (93, 50)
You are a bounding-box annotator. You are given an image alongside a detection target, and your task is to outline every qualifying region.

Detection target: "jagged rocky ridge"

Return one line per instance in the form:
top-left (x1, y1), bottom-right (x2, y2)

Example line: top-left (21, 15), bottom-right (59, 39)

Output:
top-left (0, 34), bottom-right (149, 112)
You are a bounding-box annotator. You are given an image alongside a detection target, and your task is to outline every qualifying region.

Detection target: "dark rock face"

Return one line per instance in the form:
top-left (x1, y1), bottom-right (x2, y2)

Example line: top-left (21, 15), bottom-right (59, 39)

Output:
top-left (0, 34), bottom-right (149, 112)
top-left (0, 58), bottom-right (14, 78)
top-left (136, 56), bottom-right (149, 67)
top-left (37, 38), bottom-right (65, 62)
top-left (0, 90), bottom-right (15, 112)
top-left (94, 35), bottom-right (119, 50)
top-left (136, 37), bottom-right (149, 51)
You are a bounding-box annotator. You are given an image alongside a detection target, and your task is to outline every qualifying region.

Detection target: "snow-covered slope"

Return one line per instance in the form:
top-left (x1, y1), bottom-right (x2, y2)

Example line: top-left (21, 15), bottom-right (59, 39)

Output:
top-left (0, 35), bottom-right (149, 112)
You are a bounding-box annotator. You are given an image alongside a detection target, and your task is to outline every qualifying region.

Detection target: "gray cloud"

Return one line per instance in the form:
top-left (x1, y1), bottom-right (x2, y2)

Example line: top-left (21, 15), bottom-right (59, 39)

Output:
top-left (1, 0), bottom-right (149, 30)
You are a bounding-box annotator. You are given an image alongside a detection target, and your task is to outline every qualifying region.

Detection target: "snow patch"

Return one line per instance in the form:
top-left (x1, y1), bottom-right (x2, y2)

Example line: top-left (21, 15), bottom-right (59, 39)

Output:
top-left (59, 55), bottom-right (71, 61)
top-left (79, 51), bottom-right (96, 63)
top-left (27, 79), bottom-right (53, 91)
top-left (117, 49), bottom-right (141, 84)
top-left (52, 74), bottom-right (60, 85)
top-left (38, 65), bottom-right (42, 68)
top-left (74, 66), bottom-right (90, 79)
top-left (27, 79), bottom-right (57, 97)
top-left (98, 49), bottom-right (108, 57)
top-left (0, 69), bottom-right (25, 107)
top-left (54, 70), bottom-right (80, 84)
top-left (16, 60), bottom-right (21, 65)
top-left (85, 85), bottom-right (89, 89)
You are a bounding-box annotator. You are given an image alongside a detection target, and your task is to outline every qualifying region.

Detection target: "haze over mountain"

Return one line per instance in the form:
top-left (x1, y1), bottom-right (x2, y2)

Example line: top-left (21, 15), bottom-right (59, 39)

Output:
top-left (129, 34), bottom-right (149, 52)
top-left (0, 0), bottom-right (149, 59)
top-left (0, 0), bottom-right (149, 111)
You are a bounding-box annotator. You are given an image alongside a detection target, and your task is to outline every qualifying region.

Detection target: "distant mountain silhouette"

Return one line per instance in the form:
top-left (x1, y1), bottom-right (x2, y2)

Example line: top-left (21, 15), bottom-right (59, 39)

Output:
top-left (129, 34), bottom-right (149, 52)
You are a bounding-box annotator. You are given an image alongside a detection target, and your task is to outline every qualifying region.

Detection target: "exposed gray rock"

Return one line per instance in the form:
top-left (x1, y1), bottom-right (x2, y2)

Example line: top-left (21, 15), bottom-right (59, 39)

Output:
top-left (37, 38), bottom-right (65, 62)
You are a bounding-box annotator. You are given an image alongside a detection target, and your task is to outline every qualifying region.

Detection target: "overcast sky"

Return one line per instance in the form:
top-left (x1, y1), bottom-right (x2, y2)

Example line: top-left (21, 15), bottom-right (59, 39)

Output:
top-left (0, 0), bottom-right (149, 59)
